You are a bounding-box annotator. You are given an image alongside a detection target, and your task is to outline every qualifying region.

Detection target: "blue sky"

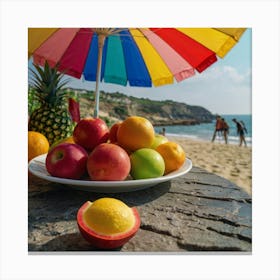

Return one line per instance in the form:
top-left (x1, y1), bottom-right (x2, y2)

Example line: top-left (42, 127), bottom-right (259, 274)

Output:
top-left (30, 29), bottom-right (252, 115)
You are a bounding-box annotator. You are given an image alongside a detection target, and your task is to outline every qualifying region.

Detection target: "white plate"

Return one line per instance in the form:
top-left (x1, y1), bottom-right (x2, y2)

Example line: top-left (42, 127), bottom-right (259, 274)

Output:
top-left (28, 154), bottom-right (192, 193)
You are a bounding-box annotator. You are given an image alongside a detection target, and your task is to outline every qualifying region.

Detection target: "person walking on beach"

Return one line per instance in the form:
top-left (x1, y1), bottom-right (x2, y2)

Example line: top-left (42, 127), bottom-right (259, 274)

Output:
top-left (159, 127), bottom-right (166, 136)
top-left (211, 115), bottom-right (223, 142)
top-left (232, 118), bottom-right (247, 147)
top-left (221, 118), bottom-right (229, 144)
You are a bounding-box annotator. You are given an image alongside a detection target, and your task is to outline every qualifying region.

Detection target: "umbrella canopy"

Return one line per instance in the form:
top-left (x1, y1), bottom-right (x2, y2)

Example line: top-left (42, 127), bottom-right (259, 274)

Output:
top-left (28, 27), bottom-right (246, 117)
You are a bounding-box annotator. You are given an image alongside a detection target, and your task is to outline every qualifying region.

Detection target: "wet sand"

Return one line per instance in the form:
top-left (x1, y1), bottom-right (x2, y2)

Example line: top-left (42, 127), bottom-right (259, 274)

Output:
top-left (168, 136), bottom-right (252, 195)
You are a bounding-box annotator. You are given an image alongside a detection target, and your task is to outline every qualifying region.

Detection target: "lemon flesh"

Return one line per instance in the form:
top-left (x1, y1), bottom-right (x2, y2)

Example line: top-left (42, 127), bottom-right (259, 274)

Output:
top-left (83, 198), bottom-right (135, 235)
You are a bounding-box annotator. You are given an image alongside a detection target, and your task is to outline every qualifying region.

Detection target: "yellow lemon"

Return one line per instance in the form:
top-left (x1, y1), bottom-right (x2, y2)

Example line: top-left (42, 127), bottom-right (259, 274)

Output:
top-left (49, 136), bottom-right (75, 150)
top-left (83, 198), bottom-right (135, 235)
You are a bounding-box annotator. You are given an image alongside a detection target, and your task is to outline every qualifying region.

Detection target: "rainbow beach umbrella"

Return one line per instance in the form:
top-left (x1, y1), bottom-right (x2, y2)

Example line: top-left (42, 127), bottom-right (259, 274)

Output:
top-left (28, 28), bottom-right (246, 117)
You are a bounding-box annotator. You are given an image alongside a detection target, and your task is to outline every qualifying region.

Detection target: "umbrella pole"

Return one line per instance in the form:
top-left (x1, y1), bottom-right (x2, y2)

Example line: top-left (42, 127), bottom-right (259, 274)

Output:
top-left (93, 34), bottom-right (106, 118)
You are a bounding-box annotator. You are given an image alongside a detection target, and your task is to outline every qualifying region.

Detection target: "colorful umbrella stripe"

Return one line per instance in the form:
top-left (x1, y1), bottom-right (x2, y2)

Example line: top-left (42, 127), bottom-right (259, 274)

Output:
top-left (28, 28), bottom-right (246, 88)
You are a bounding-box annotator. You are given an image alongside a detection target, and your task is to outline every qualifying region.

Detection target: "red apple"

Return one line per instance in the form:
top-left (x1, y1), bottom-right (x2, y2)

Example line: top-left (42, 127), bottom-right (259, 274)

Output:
top-left (46, 143), bottom-right (88, 179)
top-left (87, 143), bottom-right (131, 181)
top-left (73, 117), bottom-right (109, 151)
top-left (108, 122), bottom-right (122, 144)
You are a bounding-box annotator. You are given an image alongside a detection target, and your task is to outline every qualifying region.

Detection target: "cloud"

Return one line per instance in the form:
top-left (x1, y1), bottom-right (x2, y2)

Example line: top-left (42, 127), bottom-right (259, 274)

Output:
top-left (66, 64), bottom-right (252, 114)
top-left (156, 64), bottom-right (252, 114)
top-left (223, 66), bottom-right (249, 83)
top-left (191, 65), bottom-right (251, 85)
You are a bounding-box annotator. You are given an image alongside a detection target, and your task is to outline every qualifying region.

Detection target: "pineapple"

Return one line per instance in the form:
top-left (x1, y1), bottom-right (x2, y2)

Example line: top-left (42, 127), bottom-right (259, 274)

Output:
top-left (28, 61), bottom-right (74, 145)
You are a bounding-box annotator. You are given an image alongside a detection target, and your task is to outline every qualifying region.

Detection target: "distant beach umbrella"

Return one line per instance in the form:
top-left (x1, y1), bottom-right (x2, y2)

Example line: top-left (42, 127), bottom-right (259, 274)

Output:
top-left (28, 28), bottom-right (246, 117)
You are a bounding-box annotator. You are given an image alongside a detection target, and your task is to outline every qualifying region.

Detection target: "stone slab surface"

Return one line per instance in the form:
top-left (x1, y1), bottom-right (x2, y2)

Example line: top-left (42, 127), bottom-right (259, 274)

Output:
top-left (28, 166), bottom-right (252, 252)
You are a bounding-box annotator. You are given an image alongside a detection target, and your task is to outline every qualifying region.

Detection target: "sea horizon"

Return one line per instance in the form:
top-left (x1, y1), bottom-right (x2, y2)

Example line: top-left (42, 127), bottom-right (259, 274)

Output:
top-left (155, 114), bottom-right (252, 147)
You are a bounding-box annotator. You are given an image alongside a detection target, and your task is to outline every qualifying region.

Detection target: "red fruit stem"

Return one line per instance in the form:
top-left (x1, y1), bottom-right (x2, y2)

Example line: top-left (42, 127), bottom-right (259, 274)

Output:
top-left (68, 98), bottom-right (81, 123)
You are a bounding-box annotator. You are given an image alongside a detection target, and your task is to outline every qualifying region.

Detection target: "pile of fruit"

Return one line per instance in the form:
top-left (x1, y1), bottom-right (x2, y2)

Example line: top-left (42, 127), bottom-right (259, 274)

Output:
top-left (29, 115), bottom-right (186, 181)
top-left (28, 116), bottom-right (187, 249)
top-left (28, 62), bottom-right (187, 249)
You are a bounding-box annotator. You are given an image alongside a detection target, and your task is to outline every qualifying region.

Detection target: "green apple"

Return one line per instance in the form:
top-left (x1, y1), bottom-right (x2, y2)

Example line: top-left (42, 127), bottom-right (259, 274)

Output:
top-left (130, 148), bottom-right (165, 180)
top-left (150, 134), bottom-right (168, 149)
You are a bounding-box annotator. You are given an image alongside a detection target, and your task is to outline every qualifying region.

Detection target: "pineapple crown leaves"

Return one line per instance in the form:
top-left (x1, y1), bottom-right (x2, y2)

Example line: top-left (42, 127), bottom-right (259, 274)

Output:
top-left (29, 61), bottom-right (70, 106)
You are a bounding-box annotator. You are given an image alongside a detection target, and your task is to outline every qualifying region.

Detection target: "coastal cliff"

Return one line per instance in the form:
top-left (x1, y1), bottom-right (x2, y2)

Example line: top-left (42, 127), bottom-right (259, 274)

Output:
top-left (76, 90), bottom-right (215, 126)
top-left (28, 86), bottom-right (215, 126)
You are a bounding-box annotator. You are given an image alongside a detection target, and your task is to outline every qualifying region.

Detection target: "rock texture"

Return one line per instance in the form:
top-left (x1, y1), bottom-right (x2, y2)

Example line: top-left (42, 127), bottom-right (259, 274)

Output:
top-left (72, 90), bottom-right (214, 125)
top-left (28, 167), bottom-right (252, 252)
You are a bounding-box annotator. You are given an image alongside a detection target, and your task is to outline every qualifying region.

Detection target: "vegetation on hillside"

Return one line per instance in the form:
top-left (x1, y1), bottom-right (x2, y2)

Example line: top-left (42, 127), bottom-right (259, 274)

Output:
top-left (28, 87), bottom-right (215, 126)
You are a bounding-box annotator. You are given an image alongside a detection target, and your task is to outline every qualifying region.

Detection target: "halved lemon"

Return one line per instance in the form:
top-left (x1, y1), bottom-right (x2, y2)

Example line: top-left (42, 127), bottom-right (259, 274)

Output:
top-left (77, 198), bottom-right (140, 249)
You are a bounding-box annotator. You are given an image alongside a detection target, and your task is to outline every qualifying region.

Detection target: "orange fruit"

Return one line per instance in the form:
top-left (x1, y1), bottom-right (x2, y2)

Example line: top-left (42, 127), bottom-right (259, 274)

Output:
top-left (28, 131), bottom-right (49, 162)
top-left (117, 116), bottom-right (155, 151)
top-left (156, 141), bottom-right (186, 174)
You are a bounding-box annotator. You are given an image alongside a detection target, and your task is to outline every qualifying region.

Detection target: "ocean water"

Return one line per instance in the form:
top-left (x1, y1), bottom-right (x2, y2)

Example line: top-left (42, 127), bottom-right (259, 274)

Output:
top-left (155, 114), bottom-right (252, 146)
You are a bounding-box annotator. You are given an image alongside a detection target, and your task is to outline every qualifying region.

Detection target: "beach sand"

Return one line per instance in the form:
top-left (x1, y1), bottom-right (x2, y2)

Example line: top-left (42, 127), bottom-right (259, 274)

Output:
top-left (168, 136), bottom-right (252, 195)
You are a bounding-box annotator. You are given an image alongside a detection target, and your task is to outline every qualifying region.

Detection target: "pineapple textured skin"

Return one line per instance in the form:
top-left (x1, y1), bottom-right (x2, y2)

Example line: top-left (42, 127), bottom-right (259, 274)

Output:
top-left (28, 62), bottom-right (75, 145)
top-left (29, 105), bottom-right (74, 145)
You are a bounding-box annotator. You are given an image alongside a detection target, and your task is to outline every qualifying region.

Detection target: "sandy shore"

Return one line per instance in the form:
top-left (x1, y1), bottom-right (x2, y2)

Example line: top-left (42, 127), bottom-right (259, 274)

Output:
top-left (168, 136), bottom-right (252, 195)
